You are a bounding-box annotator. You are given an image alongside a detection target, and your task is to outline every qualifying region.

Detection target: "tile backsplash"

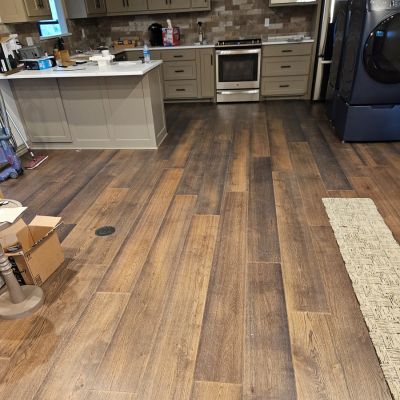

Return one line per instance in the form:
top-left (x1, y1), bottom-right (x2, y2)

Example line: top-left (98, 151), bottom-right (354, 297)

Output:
top-left (0, 0), bottom-right (316, 52)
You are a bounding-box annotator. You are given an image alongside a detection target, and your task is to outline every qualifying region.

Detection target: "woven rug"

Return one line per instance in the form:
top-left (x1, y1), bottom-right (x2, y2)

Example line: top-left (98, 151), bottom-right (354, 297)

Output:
top-left (323, 198), bottom-right (400, 399)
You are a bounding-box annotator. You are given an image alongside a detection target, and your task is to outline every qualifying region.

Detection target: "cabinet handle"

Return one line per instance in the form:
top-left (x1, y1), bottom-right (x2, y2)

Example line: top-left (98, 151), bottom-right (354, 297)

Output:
top-left (126, 0), bottom-right (130, 6)
top-left (174, 70), bottom-right (185, 73)
top-left (95, 0), bottom-right (101, 8)
top-left (279, 84), bottom-right (290, 88)
top-left (176, 89), bottom-right (186, 91)
top-left (280, 65), bottom-right (292, 68)
top-left (123, 0), bottom-right (126, 6)
top-left (173, 55), bottom-right (183, 58)
top-left (211, 54), bottom-right (213, 65)
top-left (282, 49), bottom-right (293, 53)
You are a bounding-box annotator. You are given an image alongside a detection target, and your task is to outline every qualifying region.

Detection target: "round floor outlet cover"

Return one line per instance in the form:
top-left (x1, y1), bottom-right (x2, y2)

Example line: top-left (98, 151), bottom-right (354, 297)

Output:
top-left (95, 226), bottom-right (116, 236)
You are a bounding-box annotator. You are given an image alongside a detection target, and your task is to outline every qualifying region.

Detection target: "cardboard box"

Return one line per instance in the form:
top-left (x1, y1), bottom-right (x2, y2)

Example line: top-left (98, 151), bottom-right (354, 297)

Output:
top-left (0, 216), bottom-right (64, 286)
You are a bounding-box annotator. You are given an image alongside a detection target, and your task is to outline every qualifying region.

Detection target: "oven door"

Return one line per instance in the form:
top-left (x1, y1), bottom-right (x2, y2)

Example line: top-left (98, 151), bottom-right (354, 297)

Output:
top-left (216, 48), bottom-right (261, 90)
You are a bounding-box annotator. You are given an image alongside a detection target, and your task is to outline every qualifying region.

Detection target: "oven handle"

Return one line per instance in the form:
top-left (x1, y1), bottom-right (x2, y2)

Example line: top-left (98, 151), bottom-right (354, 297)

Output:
top-left (216, 49), bottom-right (261, 56)
top-left (217, 89), bottom-right (260, 95)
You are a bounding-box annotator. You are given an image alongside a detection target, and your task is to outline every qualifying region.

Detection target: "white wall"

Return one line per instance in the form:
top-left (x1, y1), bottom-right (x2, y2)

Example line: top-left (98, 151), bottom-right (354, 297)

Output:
top-left (0, 80), bottom-right (28, 147)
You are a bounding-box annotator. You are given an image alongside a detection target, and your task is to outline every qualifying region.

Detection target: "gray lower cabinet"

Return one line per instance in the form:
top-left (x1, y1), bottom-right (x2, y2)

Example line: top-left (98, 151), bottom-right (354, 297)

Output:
top-left (197, 48), bottom-right (215, 98)
top-left (116, 48), bottom-right (215, 100)
top-left (12, 79), bottom-right (72, 143)
top-left (261, 42), bottom-right (313, 98)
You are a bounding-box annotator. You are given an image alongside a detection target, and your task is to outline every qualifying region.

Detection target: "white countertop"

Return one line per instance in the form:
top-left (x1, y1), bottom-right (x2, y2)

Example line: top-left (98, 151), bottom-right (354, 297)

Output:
top-left (112, 44), bottom-right (215, 55)
top-left (262, 39), bottom-right (314, 45)
top-left (0, 60), bottom-right (163, 80)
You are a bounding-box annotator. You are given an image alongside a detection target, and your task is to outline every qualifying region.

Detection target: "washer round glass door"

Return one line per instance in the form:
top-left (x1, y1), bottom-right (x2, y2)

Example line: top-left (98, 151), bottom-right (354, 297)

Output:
top-left (364, 13), bottom-right (400, 83)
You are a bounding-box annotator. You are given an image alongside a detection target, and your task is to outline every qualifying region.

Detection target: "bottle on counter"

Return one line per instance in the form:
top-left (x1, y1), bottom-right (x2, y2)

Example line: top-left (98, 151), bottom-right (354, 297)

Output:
top-left (143, 44), bottom-right (151, 63)
top-left (198, 21), bottom-right (203, 44)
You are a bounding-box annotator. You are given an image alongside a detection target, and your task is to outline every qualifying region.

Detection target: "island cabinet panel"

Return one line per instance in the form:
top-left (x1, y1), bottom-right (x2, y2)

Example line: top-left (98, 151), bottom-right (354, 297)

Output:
top-left (12, 79), bottom-right (72, 143)
top-left (105, 76), bottom-right (154, 145)
top-left (58, 79), bottom-right (112, 146)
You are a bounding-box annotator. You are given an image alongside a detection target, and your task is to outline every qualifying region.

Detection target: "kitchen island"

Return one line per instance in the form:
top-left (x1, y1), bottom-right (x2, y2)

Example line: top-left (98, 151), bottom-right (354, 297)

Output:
top-left (1, 61), bottom-right (167, 149)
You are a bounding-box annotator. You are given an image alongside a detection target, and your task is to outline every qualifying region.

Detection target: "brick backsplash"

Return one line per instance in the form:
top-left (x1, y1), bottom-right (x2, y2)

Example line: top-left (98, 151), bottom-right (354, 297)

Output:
top-left (0, 0), bottom-right (316, 52)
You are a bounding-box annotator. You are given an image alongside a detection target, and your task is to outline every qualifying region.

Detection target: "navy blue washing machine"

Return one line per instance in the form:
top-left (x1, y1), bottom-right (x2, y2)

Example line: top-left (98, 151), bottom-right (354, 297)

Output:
top-left (333, 0), bottom-right (400, 141)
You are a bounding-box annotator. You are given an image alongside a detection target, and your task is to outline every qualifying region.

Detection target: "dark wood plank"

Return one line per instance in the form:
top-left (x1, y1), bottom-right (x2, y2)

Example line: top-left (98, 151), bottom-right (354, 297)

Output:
top-left (93, 195), bottom-right (197, 393)
top-left (243, 263), bottom-right (296, 400)
top-left (273, 171), bottom-right (329, 312)
top-left (195, 192), bottom-right (247, 384)
top-left (226, 128), bottom-right (249, 192)
top-left (135, 215), bottom-right (220, 400)
top-left (248, 157), bottom-right (280, 263)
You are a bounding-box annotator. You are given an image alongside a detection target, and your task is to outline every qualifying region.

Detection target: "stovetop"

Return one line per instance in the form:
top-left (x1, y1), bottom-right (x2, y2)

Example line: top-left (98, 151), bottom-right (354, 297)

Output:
top-left (215, 38), bottom-right (262, 48)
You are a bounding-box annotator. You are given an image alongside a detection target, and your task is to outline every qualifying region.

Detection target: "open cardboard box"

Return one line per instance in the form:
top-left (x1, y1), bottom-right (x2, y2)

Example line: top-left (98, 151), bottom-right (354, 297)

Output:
top-left (0, 216), bottom-right (64, 286)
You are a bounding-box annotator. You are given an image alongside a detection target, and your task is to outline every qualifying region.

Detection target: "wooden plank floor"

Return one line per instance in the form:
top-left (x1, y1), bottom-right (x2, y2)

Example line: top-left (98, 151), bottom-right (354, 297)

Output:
top-left (0, 101), bottom-right (398, 400)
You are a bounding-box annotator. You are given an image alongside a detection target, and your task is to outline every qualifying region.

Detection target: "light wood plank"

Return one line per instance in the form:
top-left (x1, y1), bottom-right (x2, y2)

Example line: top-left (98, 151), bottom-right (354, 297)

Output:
top-left (195, 192), bottom-right (247, 383)
top-left (94, 195), bottom-right (197, 393)
top-left (35, 293), bottom-right (129, 400)
top-left (289, 311), bottom-right (351, 400)
top-left (191, 381), bottom-right (241, 400)
top-left (86, 390), bottom-right (135, 400)
top-left (0, 263), bottom-right (109, 400)
top-left (99, 168), bottom-right (183, 292)
top-left (244, 263), bottom-right (296, 400)
top-left (268, 119), bottom-right (292, 171)
top-left (326, 190), bottom-right (357, 198)
top-left (250, 111), bottom-right (270, 157)
top-left (226, 129), bottom-right (249, 192)
top-left (135, 215), bottom-right (219, 400)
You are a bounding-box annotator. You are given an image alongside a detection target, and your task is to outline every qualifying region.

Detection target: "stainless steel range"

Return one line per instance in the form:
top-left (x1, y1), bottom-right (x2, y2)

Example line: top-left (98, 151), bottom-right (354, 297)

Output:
top-left (215, 38), bottom-right (262, 103)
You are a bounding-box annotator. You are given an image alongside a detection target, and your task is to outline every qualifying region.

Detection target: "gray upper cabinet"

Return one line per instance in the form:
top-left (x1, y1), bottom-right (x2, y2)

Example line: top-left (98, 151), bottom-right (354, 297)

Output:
top-left (106, 0), bottom-right (147, 14)
top-left (148, 0), bottom-right (190, 10)
top-left (147, 0), bottom-right (169, 10)
top-left (24, 0), bottom-right (51, 18)
top-left (0, 0), bottom-right (51, 23)
top-left (86, 0), bottom-right (107, 15)
top-left (170, 0), bottom-right (191, 9)
top-left (192, 0), bottom-right (210, 8)
top-left (108, 0), bottom-right (208, 15)
top-left (65, 0), bottom-right (107, 18)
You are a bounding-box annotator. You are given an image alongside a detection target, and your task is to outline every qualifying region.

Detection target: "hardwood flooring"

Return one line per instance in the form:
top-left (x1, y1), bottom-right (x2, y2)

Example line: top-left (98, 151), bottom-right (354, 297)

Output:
top-left (0, 101), bottom-right (398, 399)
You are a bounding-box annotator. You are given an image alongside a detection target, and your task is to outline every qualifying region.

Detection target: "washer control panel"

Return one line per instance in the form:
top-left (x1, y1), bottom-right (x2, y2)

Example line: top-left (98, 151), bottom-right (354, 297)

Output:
top-left (369, 0), bottom-right (400, 10)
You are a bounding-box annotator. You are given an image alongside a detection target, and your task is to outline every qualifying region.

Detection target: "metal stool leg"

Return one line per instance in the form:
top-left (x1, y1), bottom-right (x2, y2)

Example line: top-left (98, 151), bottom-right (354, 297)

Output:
top-left (0, 251), bottom-right (44, 320)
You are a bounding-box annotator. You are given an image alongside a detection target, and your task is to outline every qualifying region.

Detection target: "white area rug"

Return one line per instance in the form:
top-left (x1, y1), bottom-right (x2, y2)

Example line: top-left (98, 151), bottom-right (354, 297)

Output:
top-left (323, 198), bottom-right (400, 399)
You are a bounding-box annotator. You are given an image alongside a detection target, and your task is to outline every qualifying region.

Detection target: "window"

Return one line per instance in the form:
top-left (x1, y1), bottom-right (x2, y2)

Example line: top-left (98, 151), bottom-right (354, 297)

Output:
top-left (38, 0), bottom-right (69, 39)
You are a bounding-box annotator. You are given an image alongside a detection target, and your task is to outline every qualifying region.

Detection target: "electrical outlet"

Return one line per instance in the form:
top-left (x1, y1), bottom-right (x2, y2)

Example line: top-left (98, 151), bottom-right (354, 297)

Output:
top-left (264, 18), bottom-right (270, 27)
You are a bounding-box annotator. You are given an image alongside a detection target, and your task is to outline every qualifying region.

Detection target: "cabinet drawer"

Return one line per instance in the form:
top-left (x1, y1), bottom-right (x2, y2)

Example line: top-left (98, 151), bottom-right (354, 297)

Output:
top-left (123, 50), bottom-right (161, 61)
top-left (164, 80), bottom-right (198, 98)
top-left (164, 61), bottom-right (197, 80)
top-left (263, 43), bottom-right (313, 57)
top-left (161, 49), bottom-right (196, 62)
top-left (262, 56), bottom-right (311, 77)
top-left (262, 76), bottom-right (308, 97)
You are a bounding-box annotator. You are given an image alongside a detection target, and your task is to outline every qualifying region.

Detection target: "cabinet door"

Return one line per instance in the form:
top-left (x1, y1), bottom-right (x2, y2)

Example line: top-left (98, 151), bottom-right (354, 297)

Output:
top-left (0, 1), bottom-right (27, 23)
top-left (192, 0), bottom-right (210, 8)
top-left (105, 0), bottom-right (126, 13)
top-left (86, 0), bottom-right (107, 15)
top-left (147, 0), bottom-right (169, 10)
top-left (170, 0), bottom-right (190, 9)
top-left (198, 49), bottom-right (215, 98)
top-left (24, 0), bottom-right (51, 17)
top-left (126, 0), bottom-right (147, 11)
